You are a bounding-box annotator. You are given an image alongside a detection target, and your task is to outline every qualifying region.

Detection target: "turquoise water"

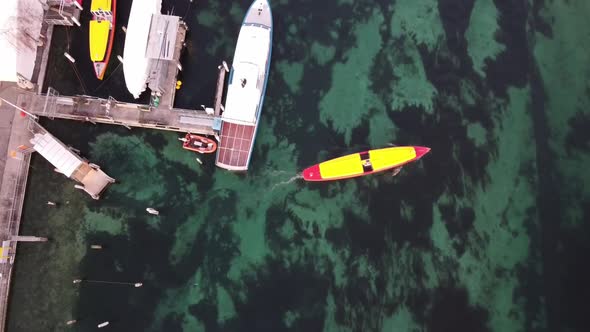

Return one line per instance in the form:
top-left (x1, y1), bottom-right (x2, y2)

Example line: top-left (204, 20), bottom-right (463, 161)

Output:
top-left (6, 0), bottom-right (590, 331)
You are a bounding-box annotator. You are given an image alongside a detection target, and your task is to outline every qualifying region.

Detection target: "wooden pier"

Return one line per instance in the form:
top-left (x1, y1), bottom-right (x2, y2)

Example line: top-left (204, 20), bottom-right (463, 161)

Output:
top-left (21, 89), bottom-right (217, 135)
top-left (0, 6), bottom-right (230, 331)
top-left (21, 49), bottom-right (228, 135)
top-left (0, 86), bottom-right (36, 332)
top-left (20, 14), bottom-right (228, 136)
top-left (0, 2), bottom-right (86, 329)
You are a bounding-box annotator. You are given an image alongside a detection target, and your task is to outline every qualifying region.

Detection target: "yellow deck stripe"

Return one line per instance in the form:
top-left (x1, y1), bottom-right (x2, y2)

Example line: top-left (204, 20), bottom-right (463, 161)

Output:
top-left (318, 147), bottom-right (417, 179)
top-left (89, 20), bottom-right (110, 62)
top-left (91, 0), bottom-right (112, 12)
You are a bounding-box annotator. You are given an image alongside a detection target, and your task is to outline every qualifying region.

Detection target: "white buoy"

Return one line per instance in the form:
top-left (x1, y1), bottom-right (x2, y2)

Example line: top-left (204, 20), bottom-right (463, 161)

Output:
top-left (134, 283), bottom-right (143, 288)
top-left (90, 245), bottom-right (102, 249)
top-left (66, 320), bottom-right (77, 325)
top-left (73, 1), bottom-right (83, 10)
top-left (146, 208), bottom-right (159, 215)
top-left (222, 61), bottom-right (229, 72)
top-left (47, 201), bottom-right (56, 206)
top-left (122, 26), bottom-right (127, 33)
top-left (178, 137), bottom-right (188, 142)
top-left (98, 321), bottom-right (109, 328)
top-left (117, 55), bottom-right (124, 64)
top-left (64, 52), bottom-right (75, 63)
top-left (220, 104), bottom-right (225, 111)
top-left (196, 158), bottom-right (203, 165)
top-left (177, 62), bottom-right (183, 71)
top-left (70, 16), bottom-right (81, 27)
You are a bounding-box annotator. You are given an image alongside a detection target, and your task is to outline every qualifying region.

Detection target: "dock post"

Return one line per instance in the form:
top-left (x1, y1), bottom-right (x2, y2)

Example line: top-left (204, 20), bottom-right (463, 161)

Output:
top-left (70, 16), bottom-right (81, 27)
top-left (64, 52), bottom-right (75, 63)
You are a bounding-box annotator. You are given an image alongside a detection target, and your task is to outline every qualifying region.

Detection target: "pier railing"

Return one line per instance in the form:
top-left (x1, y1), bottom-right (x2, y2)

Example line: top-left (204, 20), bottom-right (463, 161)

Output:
top-left (41, 87), bottom-right (59, 119)
top-left (0, 115), bottom-right (34, 332)
top-left (23, 89), bottom-right (217, 135)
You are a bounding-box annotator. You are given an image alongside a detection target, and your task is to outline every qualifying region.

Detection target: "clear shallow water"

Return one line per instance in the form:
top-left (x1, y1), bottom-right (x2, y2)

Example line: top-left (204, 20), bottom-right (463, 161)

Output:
top-left (6, 0), bottom-right (590, 331)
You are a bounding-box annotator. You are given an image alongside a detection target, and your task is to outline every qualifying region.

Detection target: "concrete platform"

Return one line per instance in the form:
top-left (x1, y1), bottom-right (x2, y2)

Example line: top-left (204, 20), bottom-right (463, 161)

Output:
top-left (0, 84), bottom-right (35, 332)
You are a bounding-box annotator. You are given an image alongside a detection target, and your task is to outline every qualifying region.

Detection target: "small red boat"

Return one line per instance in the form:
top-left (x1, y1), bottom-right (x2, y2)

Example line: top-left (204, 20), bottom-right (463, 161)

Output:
top-left (180, 134), bottom-right (217, 154)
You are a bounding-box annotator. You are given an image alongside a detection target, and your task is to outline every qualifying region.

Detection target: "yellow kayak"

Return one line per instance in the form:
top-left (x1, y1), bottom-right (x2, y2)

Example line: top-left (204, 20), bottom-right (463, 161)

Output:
top-left (302, 146), bottom-right (430, 181)
top-left (89, 0), bottom-right (116, 80)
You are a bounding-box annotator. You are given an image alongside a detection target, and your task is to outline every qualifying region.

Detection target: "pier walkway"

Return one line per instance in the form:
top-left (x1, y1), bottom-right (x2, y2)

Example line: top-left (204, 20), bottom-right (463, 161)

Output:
top-left (0, 85), bottom-right (35, 332)
top-left (21, 89), bottom-right (217, 135)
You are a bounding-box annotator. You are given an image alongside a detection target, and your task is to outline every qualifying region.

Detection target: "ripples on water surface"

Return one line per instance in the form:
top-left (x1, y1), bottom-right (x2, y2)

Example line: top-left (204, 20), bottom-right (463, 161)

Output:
top-left (7, 0), bottom-right (590, 331)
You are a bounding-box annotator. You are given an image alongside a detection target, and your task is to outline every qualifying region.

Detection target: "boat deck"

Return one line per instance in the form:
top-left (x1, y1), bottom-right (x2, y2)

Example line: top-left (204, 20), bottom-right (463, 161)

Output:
top-left (215, 121), bottom-right (256, 170)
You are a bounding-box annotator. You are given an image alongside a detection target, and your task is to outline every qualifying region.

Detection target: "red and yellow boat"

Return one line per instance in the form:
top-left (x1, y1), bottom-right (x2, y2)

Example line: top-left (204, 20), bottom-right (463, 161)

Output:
top-left (302, 146), bottom-right (430, 182)
top-left (89, 0), bottom-right (116, 80)
top-left (180, 134), bottom-right (217, 154)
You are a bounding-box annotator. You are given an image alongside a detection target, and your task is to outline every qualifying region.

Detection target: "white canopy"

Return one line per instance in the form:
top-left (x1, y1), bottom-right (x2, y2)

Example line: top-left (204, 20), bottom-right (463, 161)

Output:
top-left (122, 0), bottom-right (162, 98)
top-left (0, 0), bottom-right (44, 82)
top-left (223, 62), bottom-right (261, 123)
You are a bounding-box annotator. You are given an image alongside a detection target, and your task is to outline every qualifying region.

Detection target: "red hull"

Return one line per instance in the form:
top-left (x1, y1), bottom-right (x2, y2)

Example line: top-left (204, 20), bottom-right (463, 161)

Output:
top-left (182, 134), bottom-right (217, 154)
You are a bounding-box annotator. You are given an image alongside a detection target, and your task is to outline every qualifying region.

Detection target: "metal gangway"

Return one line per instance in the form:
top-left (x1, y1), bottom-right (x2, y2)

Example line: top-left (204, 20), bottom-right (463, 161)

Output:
top-left (26, 120), bottom-right (115, 200)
